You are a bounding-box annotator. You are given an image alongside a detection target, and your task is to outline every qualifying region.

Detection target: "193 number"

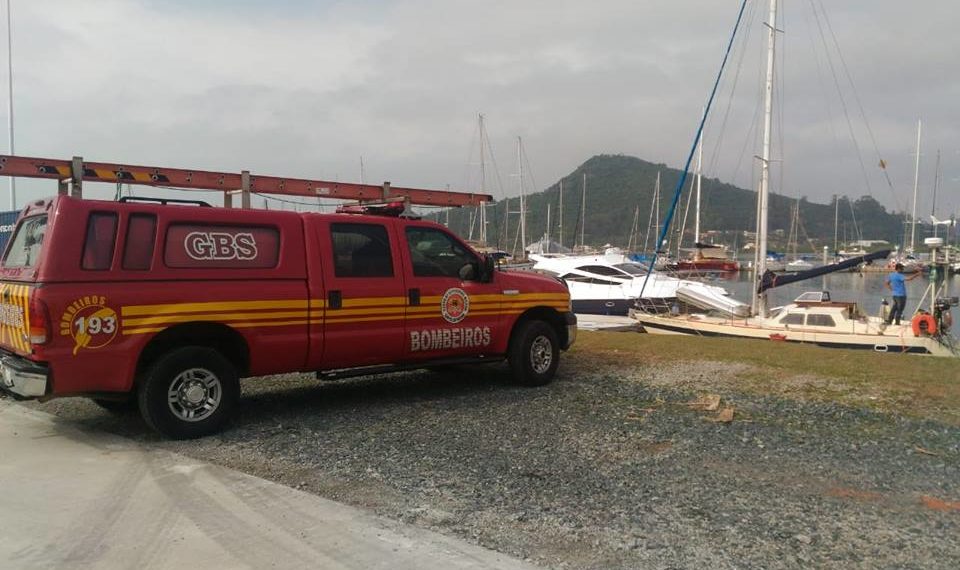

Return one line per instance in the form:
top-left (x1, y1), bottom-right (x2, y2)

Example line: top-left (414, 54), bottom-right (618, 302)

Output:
top-left (74, 316), bottom-right (116, 335)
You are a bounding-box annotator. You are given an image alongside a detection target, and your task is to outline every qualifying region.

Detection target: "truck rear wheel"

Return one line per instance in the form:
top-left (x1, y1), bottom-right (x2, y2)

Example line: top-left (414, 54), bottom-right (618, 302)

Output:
top-left (509, 320), bottom-right (560, 387)
top-left (137, 346), bottom-right (239, 439)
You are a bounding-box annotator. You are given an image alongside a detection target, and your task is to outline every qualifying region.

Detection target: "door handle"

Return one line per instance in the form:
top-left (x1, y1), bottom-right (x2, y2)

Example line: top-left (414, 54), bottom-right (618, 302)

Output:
top-left (408, 288), bottom-right (420, 306)
top-left (328, 290), bottom-right (342, 310)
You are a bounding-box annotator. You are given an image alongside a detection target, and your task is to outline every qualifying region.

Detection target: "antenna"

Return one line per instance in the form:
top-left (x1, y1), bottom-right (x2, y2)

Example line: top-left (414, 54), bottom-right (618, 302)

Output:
top-left (6, 0), bottom-right (14, 209)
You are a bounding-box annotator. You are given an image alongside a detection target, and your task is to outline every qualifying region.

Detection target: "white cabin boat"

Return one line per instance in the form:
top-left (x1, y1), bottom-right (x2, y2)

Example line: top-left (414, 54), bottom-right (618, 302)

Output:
top-left (633, 291), bottom-right (957, 357)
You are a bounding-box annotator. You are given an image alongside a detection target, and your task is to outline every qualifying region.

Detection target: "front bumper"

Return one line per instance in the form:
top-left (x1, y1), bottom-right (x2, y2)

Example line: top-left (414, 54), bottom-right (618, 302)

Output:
top-left (0, 354), bottom-right (49, 399)
top-left (563, 311), bottom-right (577, 349)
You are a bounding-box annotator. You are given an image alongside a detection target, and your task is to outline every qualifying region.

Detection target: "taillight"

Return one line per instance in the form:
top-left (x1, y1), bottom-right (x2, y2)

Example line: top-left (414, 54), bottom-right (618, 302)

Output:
top-left (28, 296), bottom-right (50, 345)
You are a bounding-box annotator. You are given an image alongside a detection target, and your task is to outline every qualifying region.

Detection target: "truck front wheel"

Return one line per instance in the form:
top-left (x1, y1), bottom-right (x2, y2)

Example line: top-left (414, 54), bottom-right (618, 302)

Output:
top-left (509, 320), bottom-right (560, 386)
top-left (137, 346), bottom-right (239, 439)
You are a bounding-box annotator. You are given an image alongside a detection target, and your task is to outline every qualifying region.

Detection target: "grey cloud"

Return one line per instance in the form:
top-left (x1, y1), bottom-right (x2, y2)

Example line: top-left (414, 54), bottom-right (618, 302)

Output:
top-left (6, 0), bottom-right (959, 218)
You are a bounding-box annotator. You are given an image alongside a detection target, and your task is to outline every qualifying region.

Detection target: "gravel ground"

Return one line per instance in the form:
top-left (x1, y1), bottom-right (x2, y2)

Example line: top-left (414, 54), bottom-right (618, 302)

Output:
top-left (6, 346), bottom-right (960, 569)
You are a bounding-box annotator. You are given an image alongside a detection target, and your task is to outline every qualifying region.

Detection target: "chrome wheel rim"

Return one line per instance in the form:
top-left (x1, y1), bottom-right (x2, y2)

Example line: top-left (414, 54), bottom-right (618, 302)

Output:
top-left (530, 335), bottom-right (553, 374)
top-left (167, 368), bottom-right (221, 422)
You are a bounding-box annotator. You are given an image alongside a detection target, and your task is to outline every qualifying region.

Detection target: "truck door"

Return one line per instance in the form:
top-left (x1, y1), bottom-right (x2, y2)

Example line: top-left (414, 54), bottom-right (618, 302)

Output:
top-left (401, 224), bottom-right (501, 360)
top-left (314, 219), bottom-right (406, 369)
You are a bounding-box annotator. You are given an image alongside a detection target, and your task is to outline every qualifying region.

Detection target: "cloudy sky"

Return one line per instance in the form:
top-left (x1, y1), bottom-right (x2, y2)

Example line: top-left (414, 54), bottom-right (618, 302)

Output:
top-left (6, 0), bottom-right (959, 218)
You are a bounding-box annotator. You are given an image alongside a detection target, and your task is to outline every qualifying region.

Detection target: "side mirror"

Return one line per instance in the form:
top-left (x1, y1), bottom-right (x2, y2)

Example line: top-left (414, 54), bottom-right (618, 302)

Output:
top-left (479, 255), bottom-right (496, 283)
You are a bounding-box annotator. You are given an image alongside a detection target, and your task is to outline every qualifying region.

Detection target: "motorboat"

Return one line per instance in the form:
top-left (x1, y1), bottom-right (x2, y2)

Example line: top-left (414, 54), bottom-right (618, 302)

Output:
top-left (530, 252), bottom-right (729, 316)
top-left (785, 258), bottom-right (814, 271)
top-left (670, 245), bottom-right (740, 273)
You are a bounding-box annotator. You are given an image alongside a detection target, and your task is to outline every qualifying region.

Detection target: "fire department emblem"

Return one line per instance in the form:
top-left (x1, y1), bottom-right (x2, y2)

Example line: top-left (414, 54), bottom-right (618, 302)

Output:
top-left (59, 296), bottom-right (119, 355)
top-left (440, 288), bottom-right (469, 324)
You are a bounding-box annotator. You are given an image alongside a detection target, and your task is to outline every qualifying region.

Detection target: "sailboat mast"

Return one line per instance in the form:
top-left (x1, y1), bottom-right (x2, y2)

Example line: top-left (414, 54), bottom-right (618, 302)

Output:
top-left (694, 112), bottom-right (704, 245)
top-left (478, 114), bottom-right (487, 245)
top-left (910, 119), bottom-right (921, 253)
top-left (558, 179), bottom-right (564, 250)
top-left (545, 203), bottom-right (551, 251)
top-left (931, 149), bottom-right (941, 218)
top-left (654, 171), bottom-right (661, 250)
top-left (580, 172), bottom-right (586, 249)
top-left (833, 194), bottom-right (839, 254)
top-left (754, 0), bottom-right (778, 318)
top-left (642, 173), bottom-right (657, 254)
top-left (517, 136), bottom-right (526, 257)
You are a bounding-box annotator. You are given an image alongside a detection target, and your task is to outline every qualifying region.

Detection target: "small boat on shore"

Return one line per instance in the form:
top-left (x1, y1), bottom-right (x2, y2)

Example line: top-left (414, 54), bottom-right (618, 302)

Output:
top-left (634, 290), bottom-right (958, 357)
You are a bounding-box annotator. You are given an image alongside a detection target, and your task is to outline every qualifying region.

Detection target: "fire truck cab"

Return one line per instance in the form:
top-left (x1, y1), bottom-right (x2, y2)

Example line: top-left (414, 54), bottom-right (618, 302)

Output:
top-left (0, 195), bottom-right (575, 438)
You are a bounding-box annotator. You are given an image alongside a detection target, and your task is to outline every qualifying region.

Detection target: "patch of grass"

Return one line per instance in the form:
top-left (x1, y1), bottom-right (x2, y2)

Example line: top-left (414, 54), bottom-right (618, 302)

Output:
top-left (569, 331), bottom-right (960, 425)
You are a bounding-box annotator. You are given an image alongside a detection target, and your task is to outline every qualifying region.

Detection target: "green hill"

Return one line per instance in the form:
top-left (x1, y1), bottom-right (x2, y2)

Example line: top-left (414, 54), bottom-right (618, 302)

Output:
top-left (432, 154), bottom-right (910, 255)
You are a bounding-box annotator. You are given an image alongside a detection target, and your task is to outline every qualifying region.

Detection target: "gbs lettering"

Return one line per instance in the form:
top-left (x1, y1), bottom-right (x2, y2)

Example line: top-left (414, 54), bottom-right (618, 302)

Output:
top-left (185, 232), bottom-right (259, 261)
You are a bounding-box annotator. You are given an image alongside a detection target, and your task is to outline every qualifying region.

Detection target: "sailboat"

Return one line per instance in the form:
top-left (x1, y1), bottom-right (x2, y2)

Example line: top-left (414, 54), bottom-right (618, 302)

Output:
top-left (885, 119), bottom-right (928, 274)
top-left (784, 198), bottom-right (814, 271)
top-left (672, 136), bottom-right (740, 273)
top-left (632, 0), bottom-right (957, 357)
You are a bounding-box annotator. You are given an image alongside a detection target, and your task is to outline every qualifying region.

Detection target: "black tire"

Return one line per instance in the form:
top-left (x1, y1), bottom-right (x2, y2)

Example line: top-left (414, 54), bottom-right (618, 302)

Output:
top-left (508, 320), bottom-right (560, 387)
top-left (137, 346), bottom-right (239, 439)
top-left (91, 397), bottom-right (137, 414)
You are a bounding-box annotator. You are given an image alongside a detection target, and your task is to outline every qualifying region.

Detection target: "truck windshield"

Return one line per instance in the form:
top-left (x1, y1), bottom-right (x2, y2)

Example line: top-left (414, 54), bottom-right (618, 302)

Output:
top-left (3, 215), bottom-right (47, 268)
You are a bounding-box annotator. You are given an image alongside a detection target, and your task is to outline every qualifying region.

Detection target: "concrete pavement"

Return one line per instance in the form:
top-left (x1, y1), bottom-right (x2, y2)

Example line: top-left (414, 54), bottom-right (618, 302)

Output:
top-left (0, 401), bottom-right (538, 570)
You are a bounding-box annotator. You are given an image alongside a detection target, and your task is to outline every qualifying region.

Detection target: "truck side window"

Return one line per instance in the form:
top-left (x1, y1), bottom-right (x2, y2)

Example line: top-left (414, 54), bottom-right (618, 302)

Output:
top-left (82, 212), bottom-right (119, 271)
top-left (405, 227), bottom-right (477, 278)
top-left (330, 223), bottom-right (394, 278)
top-left (122, 214), bottom-right (157, 270)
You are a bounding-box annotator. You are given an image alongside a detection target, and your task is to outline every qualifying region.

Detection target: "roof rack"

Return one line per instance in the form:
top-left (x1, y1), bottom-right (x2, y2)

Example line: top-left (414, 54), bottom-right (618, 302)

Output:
top-left (118, 196), bottom-right (212, 207)
top-left (335, 200), bottom-right (416, 218)
top-left (0, 154), bottom-right (493, 208)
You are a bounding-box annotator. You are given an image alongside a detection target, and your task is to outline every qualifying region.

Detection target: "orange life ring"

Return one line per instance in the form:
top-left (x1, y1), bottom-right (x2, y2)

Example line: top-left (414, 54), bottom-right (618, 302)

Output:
top-left (911, 313), bottom-right (937, 337)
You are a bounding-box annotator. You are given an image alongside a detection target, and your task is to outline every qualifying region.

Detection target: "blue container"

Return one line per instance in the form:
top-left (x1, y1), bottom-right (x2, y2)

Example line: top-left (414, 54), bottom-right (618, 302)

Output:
top-left (0, 210), bottom-right (20, 253)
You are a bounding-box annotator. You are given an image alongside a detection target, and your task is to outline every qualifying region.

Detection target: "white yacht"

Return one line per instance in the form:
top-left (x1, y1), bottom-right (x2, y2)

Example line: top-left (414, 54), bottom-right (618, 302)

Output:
top-left (634, 291), bottom-right (958, 357)
top-left (529, 252), bottom-right (729, 316)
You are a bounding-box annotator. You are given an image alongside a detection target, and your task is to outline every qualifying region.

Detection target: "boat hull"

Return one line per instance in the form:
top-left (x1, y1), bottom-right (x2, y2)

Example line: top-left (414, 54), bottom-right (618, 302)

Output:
top-left (633, 313), bottom-right (955, 356)
top-left (673, 259), bottom-right (740, 272)
top-left (571, 298), bottom-right (636, 316)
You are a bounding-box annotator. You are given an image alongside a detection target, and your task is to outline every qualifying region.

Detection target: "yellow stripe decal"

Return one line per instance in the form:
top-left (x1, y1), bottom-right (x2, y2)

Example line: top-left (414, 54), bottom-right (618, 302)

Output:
top-left (341, 296), bottom-right (406, 308)
top-left (121, 310), bottom-right (311, 327)
top-left (325, 306), bottom-right (407, 317)
top-left (122, 299), bottom-right (309, 316)
top-left (324, 315), bottom-right (406, 324)
top-left (123, 318), bottom-right (317, 335)
top-left (117, 292), bottom-right (570, 335)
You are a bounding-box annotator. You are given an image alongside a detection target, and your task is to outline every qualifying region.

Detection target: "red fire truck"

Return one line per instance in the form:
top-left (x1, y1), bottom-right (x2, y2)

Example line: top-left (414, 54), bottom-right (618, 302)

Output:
top-left (0, 155), bottom-right (575, 438)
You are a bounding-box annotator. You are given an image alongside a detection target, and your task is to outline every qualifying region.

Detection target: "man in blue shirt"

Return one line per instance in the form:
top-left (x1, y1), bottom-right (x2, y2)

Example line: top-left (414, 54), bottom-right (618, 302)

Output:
top-left (884, 263), bottom-right (921, 325)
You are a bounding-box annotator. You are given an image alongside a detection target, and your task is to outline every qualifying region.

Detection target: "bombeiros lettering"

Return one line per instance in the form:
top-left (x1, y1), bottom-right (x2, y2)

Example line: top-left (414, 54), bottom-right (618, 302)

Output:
top-left (59, 295), bottom-right (118, 355)
top-left (185, 231), bottom-right (259, 261)
top-left (409, 326), bottom-right (491, 352)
